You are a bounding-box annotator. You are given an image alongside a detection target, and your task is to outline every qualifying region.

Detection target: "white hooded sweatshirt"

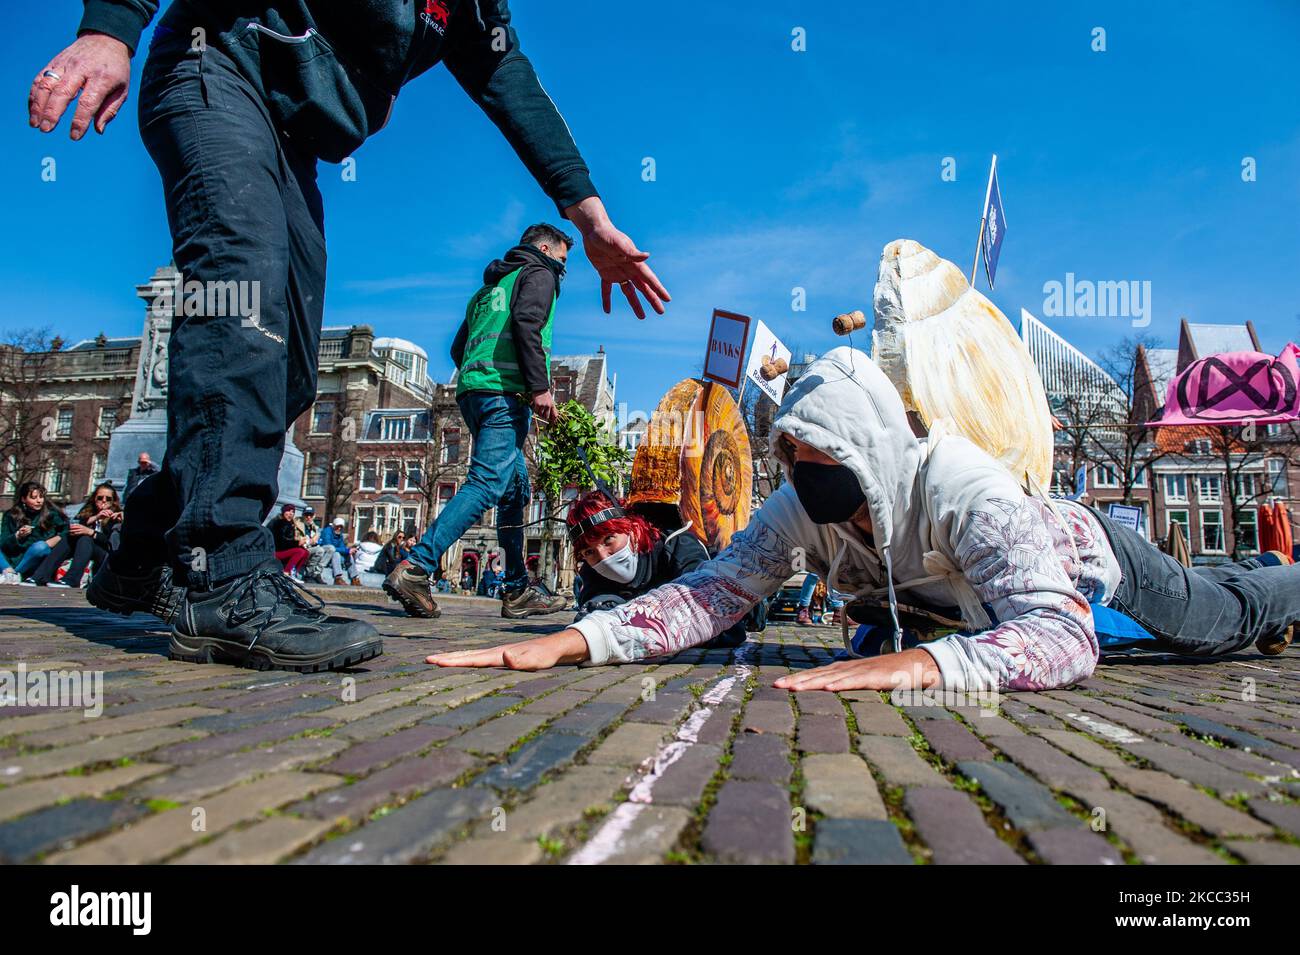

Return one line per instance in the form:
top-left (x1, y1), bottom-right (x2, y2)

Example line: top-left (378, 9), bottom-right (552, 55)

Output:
top-left (571, 348), bottom-right (1120, 693)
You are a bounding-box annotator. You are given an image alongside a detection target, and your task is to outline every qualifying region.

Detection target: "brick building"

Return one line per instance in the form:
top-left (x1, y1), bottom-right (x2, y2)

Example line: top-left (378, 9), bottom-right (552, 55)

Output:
top-left (0, 333), bottom-right (138, 507)
top-left (1030, 314), bottom-right (1296, 561)
top-left (1, 262), bottom-right (619, 595)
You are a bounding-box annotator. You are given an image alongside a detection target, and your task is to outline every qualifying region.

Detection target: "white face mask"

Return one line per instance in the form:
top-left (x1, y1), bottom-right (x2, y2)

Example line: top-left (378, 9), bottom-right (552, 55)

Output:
top-left (592, 540), bottom-right (639, 584)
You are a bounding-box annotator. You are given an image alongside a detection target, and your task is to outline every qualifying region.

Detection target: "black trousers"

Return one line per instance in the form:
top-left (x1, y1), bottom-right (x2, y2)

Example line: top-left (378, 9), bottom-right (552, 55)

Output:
top-left (33, 536), bottom-right (109, 587)
top-left (122, 16), bottom-right (326, 587)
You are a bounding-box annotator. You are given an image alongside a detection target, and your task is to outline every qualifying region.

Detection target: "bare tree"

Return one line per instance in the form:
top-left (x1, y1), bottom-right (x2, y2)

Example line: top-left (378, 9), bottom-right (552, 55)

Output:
top-left (0, 328), bottom-right (73, 499)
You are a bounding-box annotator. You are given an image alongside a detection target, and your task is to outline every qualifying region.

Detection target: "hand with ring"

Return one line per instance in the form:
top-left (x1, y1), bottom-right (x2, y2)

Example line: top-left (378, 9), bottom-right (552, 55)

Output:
top-left (30, 31), bottom-right (132, 139)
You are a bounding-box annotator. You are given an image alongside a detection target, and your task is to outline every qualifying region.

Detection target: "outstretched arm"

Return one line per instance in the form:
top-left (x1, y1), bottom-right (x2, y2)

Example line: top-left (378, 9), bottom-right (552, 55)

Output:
top-left (443, 1), bottom-right (668, 319)
top-left (430, 515), bottom-right (798, 670)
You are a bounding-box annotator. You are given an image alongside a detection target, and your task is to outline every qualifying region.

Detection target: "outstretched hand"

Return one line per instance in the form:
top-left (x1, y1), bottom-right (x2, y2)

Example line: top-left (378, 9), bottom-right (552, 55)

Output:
top-left (563, 196), bottom-right (669, 320)
top-left (427, 628), bottom-right (589, 670)
top-left (30, 32), bottom-right (131, 139)
top-left (773, 648), bottom-right (941, 693)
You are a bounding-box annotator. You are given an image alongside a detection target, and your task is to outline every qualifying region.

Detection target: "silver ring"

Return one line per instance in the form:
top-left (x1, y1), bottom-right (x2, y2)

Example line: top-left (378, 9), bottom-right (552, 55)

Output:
top-left (42, 69), bottom-right (61, 81)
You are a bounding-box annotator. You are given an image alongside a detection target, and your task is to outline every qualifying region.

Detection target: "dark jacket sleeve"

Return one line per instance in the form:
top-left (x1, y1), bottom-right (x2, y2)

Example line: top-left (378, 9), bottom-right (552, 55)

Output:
top-left (576, 563), bottom-right (612, 603)
top-left (78, 0), bottom-right (159, 55)
top-left (0, 514), bottom-right (17, 558)
top-left (46, 509), bottom-right (70, 541)
top-left (269, 518), bottom-right (298, 552)
top-left (664, 533), bottom-right (709, 578)
top-left (508, 264), bottom-right (556, 395)
top-left (443, 0), bottom-right (597, 212)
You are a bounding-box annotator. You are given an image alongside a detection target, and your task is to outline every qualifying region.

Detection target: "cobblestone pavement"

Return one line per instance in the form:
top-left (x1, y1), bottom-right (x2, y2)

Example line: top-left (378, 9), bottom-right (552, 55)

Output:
top-left (1, 586), bottom-right (1298, 865)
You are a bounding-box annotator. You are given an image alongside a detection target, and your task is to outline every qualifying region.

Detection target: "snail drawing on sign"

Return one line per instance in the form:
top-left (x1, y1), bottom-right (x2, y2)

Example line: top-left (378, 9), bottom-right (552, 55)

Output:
top-left (627, 378), bottom-right (752, 552)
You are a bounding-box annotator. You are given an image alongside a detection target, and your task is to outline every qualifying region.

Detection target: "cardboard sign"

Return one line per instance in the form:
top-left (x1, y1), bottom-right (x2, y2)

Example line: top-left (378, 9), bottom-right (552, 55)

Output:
top-left (1107, 502), bottom-right (1144, 534)
top-left (702, 309), bottom-right (751, 389)
top-left (743, 320), bottom-right (793, 405)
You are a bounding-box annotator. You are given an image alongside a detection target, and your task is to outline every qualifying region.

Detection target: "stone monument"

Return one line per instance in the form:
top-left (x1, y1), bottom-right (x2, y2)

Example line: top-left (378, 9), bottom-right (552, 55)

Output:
top-left (106, 264), bottom-right (305, 507)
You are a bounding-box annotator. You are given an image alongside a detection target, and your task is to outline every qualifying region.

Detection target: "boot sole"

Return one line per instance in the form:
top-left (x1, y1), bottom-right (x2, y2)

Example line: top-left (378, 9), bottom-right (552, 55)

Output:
top-left (168, 632), bottom-right (385, 673)
top-left (381, 580), bottom-right (441, 619)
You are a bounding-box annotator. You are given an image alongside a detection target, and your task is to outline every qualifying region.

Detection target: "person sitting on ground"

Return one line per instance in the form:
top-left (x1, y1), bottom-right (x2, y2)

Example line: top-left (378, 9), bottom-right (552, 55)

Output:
top-left (352, 531), bottom-right (386, 587)
top-left (1, 482), bottom-right (69, 583)
top-left (428, 347), bottom-right (1300, 692)
top-left (298, 505), bottom-right (349, 585)
top-left (269, 503), bottom-right (310, 577)
top-left (32, 483), bottom-right (123, 587)
top-left (566, 490), bottom-right (748, 649)
top-left (373, 531), bottom-right (407, 579)
top-left (319, 517), bottom-right (360, 585)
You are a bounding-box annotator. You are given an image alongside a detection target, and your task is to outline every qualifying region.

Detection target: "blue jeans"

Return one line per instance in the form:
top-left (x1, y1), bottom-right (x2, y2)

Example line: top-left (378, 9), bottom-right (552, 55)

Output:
top-left (1092, 507), bottom-right (1300, 655)
top-left (12, 541), bottom-right (53, 578)
top-left (798, 573), bottom-right (818, 607)
top-left (409, 392), bottom-right (532, 591)
top-left (798, 573), bottom-right (845, 611)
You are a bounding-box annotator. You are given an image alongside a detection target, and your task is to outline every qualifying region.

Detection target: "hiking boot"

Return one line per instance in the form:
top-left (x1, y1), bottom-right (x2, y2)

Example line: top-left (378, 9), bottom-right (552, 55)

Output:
top-left (500, 584), bottom-right (567, 619)
top-left (382, 560), bottom-right (441, 618)
top-left (87, 561), bottom-right (184, 624)
top-left (1256, 624), bottom-right (1294, 657)
top-left (170, 562), bottom-right (383, 672)
top-left (796, 607), bottom-right (814, 627)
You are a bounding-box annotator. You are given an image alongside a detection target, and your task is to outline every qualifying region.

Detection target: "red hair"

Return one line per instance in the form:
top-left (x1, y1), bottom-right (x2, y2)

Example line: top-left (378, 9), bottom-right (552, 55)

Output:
top-left (565, 491), bottom-right (660, 560)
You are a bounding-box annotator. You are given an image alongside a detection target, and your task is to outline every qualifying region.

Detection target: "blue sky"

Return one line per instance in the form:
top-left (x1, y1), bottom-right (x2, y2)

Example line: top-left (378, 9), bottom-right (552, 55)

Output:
top-left (3, 1), bottom-right (1298, 420)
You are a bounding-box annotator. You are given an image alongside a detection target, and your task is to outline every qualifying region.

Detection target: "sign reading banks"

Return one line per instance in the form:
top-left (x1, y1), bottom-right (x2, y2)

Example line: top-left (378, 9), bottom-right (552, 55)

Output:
top-left (702, 309), bottom-right (751, 389)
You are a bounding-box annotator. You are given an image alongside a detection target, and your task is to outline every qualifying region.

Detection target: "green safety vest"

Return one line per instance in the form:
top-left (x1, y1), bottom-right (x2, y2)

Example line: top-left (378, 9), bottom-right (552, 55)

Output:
top-left (456, 267), bottom-right (555, 397)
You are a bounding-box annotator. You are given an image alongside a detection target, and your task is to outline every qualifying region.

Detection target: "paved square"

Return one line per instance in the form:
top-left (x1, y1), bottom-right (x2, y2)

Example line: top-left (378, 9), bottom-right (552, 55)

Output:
top-left (1, 587), bottom-right (1298, 864)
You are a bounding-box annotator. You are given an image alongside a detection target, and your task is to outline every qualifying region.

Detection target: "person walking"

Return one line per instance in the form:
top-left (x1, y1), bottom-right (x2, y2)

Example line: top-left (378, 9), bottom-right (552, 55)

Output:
top-left (383, 224), bottom-right (572, 622)
top-left (33, 0), bottom-right (668, 673)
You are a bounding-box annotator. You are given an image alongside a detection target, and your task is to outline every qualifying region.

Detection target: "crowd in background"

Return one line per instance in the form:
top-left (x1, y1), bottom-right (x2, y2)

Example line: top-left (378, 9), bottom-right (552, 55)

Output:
top-left (0, 466), bottom-right (513, 600)
top-left (1, 480), bottom-right (122, 587)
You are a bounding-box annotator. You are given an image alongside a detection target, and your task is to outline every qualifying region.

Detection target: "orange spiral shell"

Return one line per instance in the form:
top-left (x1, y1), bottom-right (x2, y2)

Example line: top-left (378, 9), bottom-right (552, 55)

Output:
top-left (629, 378), bottom-right (752, 551)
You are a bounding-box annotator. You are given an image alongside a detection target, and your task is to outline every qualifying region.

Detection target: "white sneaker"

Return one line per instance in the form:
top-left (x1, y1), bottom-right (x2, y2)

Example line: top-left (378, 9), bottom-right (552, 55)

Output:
top-left (0, 569), bottom-right (19, 585)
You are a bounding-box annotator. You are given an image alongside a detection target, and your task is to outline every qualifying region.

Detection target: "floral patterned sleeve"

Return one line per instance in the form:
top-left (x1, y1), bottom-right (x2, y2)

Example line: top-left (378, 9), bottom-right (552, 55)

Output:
top-left (570, 506), bottom-right (799, 665)
top-left (922, 496), bottom-right (1099, 693)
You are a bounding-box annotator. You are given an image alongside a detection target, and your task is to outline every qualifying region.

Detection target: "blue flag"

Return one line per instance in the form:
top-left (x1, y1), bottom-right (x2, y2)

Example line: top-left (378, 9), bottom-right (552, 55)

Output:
top-left (982, 166), bottom-right (1006, 289)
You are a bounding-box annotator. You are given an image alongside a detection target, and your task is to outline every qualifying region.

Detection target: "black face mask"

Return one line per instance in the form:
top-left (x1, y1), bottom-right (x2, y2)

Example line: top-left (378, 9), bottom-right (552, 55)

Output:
top-left (792, 461), bottom-right (867, 524)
